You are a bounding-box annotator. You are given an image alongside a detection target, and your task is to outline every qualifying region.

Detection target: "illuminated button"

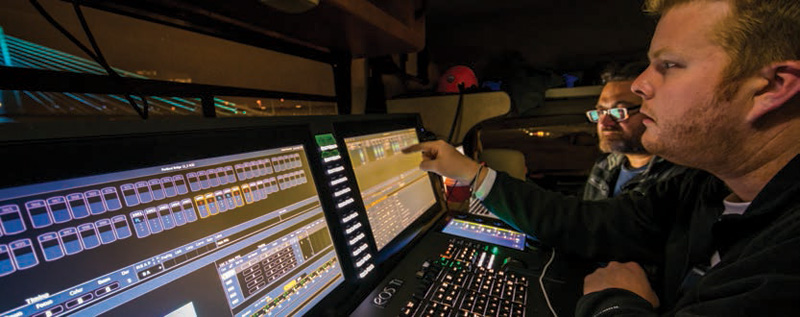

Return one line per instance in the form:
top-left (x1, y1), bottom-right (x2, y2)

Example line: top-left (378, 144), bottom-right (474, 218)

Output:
top-left (187, 172), bottom-right (201, 192)
top-left (352, 243), bottom-right (369, 256)
top-left (0, 204), bottom-right (26, 235)
top-left (0, 244), bottom-right (16, 277)
top-left (94, 282), bottom-right (120, 297)
top-left (256, 160), bottom-right (268, 176)
top-left (249, 182), bottom-right (261, 201)
top-left (348, 233), bottom-right (365, 246)
top-left (148, 179), bottom-right (166, 201)
top-left (204, 194), bottom-right (219, 216)
top-left (225, 166), bottom-right (237, 183)
top-left (337, 198), bottom-right (354, 209)
top-left (241, 184), bottom-right (253, 204)
top-left (111, 215), bottom-right (132, 239)
top-left (214, 191), bottom-right (228, 212)
top-left (95, 219), bottom-right (116, 244)
top-left (330, 177), bottom-right (348, 186)
top-left (181, 199), bottom-right (198, 222)
top-left (320, 144), bottom-right (338, 151)
top-left (31, 304), bottom-right (63, 317)
top-left (101, 187), bottom-right (122, 211)
top-left (162, 176), bottom-right (178, 197)
top-left (230, 187), bottom-right (244, 207)
top-left (78, 223), bottom-right (101, 249)
top-left (25, 200), bottom-right (52, 229)
top-left (120, 184), bottom-right (139, 207)
top-left (10, 238), bottom-right (39, 269)
top-left (261, 160), bottom-right (273, 175)
top-left (355, 253), bottom-right (372, 267)
top-left (144, 208), bottom-right (163, 234)
top-left (158, 204), bottom-right (175, 230)
top-left (243, 162), bottom-right (255, 179)
top-left (135, 181), bottom-right (153, 204)
top-left (326, 166), bottom-right (345, 175)
top-left (65, 293), bottom-right (94, 309)
top-left (345, 222), bottom-right (362, 234)
top-left (169, 202), bottom-right (186, 226)
top-left (66, 193), bottom-right (90, 219)
top-left (46, 197), bottom-right (72, 224)
top-left (207, 169), bottom-right (220, 187)
top-left (129, 210), bottom-right (150, 238)
top-left (333, 187), bottom-right (351, 197)
top-left (197, 171), bottom-right (210, 189)
top-left (342, 212), bottom-right (358, 223)
top-left (257, 180), bottom-right (268, 199)
top-left (37, 232), bottom-right (64, 261)
top-left (59, 228), bottom-right (83, 255)
top-left (323, 155), bottom-right (341, 162)
top-left (173, 175), bottom-right (189, 195)
top-left (235, 164), bottom-right (246, 181)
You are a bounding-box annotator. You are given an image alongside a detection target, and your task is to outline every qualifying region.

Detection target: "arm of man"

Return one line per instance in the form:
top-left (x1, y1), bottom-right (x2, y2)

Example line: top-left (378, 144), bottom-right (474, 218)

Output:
top-left (404, 140), bottom-right (678, 261)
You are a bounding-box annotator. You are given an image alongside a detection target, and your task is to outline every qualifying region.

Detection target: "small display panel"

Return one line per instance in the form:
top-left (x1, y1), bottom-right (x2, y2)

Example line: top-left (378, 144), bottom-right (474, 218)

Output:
top-left (0, 140), bottom-right (343, 317)
top-left (441, 219), bottom-right (526, 251)
top-left (343, 128), bottom-right (436, 251)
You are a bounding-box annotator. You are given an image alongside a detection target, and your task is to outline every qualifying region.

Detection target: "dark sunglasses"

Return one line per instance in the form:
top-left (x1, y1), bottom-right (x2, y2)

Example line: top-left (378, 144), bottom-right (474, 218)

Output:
top-left (586, 105), bottom-right (641, 123)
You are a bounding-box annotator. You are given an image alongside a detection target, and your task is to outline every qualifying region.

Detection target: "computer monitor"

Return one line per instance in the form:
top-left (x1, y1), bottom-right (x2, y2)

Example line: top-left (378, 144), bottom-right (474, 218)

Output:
top-left (0, 123), bottom-right (344, 316)
top-left (342, 128), bottom-right (437, 251)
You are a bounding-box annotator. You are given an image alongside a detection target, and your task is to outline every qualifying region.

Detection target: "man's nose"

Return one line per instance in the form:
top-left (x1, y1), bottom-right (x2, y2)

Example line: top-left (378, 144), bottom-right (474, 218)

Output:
top-left (598, 112), bottom-right (618, 127)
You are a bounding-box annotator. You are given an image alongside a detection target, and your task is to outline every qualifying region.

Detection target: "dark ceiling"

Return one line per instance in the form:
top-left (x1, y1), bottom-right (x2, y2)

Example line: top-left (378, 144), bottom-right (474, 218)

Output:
top-left (425, 0), bottom-right (657, 83)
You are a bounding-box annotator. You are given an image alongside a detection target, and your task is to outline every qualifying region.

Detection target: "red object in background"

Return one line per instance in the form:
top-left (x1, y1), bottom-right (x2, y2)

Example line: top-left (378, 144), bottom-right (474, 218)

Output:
top-left (444, 177), bottom-right (471, 202)
top-left (437, 66), bottom-right (478, 93)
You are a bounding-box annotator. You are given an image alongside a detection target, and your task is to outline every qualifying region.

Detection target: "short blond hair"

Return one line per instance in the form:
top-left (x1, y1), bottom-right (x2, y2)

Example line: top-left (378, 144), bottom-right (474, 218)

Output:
top-left (645, 0), bottom-right (800, 99)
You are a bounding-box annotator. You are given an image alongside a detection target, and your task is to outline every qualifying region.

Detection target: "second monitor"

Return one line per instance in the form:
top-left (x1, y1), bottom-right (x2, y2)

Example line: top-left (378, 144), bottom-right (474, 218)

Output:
top-left (342, 128), bottom-right (437, 251)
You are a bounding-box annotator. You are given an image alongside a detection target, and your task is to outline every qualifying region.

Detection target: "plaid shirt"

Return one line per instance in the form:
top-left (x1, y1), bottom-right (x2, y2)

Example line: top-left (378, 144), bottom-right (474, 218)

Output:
top-left (582, 152), bottom-right (689, 200)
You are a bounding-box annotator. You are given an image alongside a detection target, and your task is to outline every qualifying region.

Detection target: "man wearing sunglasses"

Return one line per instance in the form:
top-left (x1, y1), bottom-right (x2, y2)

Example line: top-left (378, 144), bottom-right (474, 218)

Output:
top-left (582, 62), bottom-right (688, 201)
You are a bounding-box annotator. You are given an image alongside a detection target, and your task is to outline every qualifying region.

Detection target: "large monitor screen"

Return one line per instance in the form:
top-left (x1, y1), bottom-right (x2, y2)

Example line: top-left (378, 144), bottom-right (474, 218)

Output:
top-left (0, 130), bottom-right (344, 316)
top-left (343, 128), bottom-right (436, 251)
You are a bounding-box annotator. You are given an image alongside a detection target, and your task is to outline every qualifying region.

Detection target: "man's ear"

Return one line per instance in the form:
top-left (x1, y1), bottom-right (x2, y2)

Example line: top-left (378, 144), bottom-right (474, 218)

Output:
top-left (747, 61), bottom-right (800, 123)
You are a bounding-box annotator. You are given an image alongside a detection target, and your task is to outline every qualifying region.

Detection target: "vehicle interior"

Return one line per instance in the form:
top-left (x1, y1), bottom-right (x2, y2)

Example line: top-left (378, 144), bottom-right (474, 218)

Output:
top-left (0, 0), bottom-right (658, 316)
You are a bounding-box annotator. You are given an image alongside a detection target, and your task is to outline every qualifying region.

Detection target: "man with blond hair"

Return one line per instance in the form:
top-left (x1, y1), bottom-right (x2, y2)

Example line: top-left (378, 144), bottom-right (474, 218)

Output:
top-left (404, 0), bottom-right (800, 314)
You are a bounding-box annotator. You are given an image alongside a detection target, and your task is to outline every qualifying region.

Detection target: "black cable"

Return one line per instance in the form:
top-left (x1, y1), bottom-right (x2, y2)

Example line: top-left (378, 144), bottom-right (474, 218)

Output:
top-left (72, 0), bottom-right (148, 119)
top-left (29, 0), bottom-right (148, 119)
top-left (446, 83), bottom-right (466, 144)
top-left (72, 0), bottom-right (115, 77)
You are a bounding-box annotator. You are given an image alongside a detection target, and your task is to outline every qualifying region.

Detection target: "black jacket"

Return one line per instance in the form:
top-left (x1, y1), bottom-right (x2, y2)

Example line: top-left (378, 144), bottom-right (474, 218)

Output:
top-left (483, 155), bottom-right (800, 316)
top-left (582, 153), bottom-right (689, 201)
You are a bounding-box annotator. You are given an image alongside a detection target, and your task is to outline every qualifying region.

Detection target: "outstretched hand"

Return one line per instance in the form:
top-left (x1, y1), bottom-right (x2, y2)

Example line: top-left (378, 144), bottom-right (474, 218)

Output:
top-left (402, 140), bottom-right (481, 184)
top-left (584, 261), bottom-right (660, 308)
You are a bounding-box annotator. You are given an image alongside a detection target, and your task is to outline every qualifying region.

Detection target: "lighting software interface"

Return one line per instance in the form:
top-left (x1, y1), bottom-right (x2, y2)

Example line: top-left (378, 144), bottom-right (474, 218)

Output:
top-left (0, 145), bottom-right (344, 317)
top-left (344, 128), bottom-right (437, 251)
